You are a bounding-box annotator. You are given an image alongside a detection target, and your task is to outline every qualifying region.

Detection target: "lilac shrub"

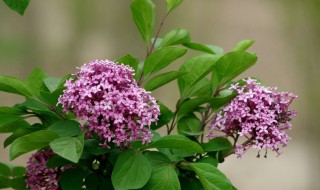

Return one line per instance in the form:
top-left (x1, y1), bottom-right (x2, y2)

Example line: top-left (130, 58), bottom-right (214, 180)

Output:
top-left (208, 78), bottom-right (297, 158)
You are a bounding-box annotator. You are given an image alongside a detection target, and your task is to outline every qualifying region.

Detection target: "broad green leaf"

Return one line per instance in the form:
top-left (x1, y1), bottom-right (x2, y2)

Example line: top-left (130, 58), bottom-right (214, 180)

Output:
top-left (178, 54), bottom-right (220, 95)
top-left (189, 163), bottom-right (233, 190)
top-left (160, 28), bottom-right (190, 48)
top-left (201, 138), bottom-right (232, 152)
top-left (0, 75), bottom-right (33, 97)
top-left (144, 47), bottom-right (187, 78)
top-left (43, 78), bottom-right (62, 93)
top-left (177, 116), bottom-right (202, 136)
top-left (143, 151), bottom-right (171, 169)
top-left (112, 151), bottom-right (152, 190)
top-left (115, 54), bottom-right (140, 71)
top-left (151, 102), bottom-right (174, 130)
top-left (233, 40), bottom-right (255, 51)
top-left (0, 107), bottom-right (26, 115)
top-left (148, 135), bottom-right (204, 153)
top-left (179, 177), bottom-right (203, 190)
top-left (48, 120), bottom-right (81, 137)
top-left (27, 67), bottom-right (48, 97)
top-left (60, 168), bottom-right (88, 190)
top-left (178, 97), bottom-right (210, 119)
top-left (183, 42), bottom-right (216, 54)
top-left (210, 89), bottom-right (236, 110)
top-left (0, 163), bottom-right (11, 176)
top-left (50, 134), bottom-right (84, 163)
top-left (142, 165), bottom-right (180, 190)
top-left (166, 0), bottom-right (183, 13)
top-left (185, 78), bottom-right (212, 98)
top-left (144, 71), bottom-right (185, 91)
top-left (215, 51), bottom-right (257, 86)
top-left (0, 176), bottom-right (9, 188)
top-left (10, 130), bottom-right (59, 160)
top-left (12, 166), bottom-right (26, 177)
top-left (0, 115), bottom-right (28, 133)
top-left (3, 0), bottom-right (30, 15)
top-left (131, 0), bottom-right (155, 44)
top-left (197, 157), bottom-right (218, 167)
top-left (8, 177), bottom-right (27, 189)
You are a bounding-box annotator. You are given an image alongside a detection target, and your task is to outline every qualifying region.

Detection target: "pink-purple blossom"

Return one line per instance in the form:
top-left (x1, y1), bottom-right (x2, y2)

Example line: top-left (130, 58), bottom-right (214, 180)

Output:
top-left (208, 78), bottom-right (297, 158)
top-left (58, 60), bottom-right (159, 147)
top-left (25, 148), bottom-right (66, 190)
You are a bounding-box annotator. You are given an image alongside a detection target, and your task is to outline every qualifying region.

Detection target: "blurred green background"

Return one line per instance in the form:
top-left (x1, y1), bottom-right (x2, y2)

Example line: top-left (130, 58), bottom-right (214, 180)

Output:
top-left (0, 0), bottom-right (319, 189)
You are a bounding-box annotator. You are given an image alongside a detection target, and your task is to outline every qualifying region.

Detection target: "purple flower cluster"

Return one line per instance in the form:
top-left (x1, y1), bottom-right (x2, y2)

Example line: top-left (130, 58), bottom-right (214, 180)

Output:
top-left (25, 149), bottom-right (65, 190)
top-left (58, 60), bottom-right (159, 147)
top-left (208, 78), bottom-right (297, 158)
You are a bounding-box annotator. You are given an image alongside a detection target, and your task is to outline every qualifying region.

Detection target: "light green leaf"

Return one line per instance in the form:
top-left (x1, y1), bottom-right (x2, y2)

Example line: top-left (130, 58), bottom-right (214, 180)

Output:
top-left (131, 0), bottom-right (155, 44)
top-left (189, 163), bottom-right (233, 190)
top-left (43, 77), bottom-right (62, 93)
top-left (183, 42), bottom-right (216, 54)
top-left (27, 67), bottom-right (48, 96)
top-left (201, 138), bottom-right (232, 152)
top-left (178, 54), bottom-right (220, 95)
top-left (3, 0), bottom-right (30, 15)
top-left (160, 28), bottom-right (190, 48)
top-left (143, 151), bottom-right (171, 169)
top-left (185, 78), bottom-right (212, 98)
top-left (145, 71), bottom-right (185, 91)
top-left (210, 89), bottom-right (236, 110)
top-left (166, 0), bottom-right (183, 13)
top-left (215, 51), bottom-right (257, 86)
top-left (49, 134), bottom-right (84, 163)
top-left (0, 75), bottom-right (33, 97)
top-left (0, 107), bottom-right (26, 115)
top-left (233, 40), bottom-right (255, 51)
top-left (0, 115), bottom-right (27, 133)
top-left (115, 54), bottom-right (140, 71)
top-left (144, 47), bottom-right (187, 78)
top-left (178, 116), bottom-right (202, 136)
top-left (48, 120), bottom-right (81, 137)
top-left (112, 151), bottom-right (152, 190)
top-left (197, 157), bottom-right (218, 167)
top-left (10, 130), bottom-right (59, 160)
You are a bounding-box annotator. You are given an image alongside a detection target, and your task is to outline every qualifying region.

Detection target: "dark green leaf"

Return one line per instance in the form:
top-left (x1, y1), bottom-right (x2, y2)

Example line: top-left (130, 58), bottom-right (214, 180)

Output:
top-left (144, 47), bottom-right (187, 78)
top-left (0, 75), bottom-right (33, 97)
top-left (179, 177), bottom-right (203, 190)
top-left (151, 102), bottom-right (174, 130)
top-left (60, 168), bottom-right (88, 190)
top-left (197, 157), bottom-right (218, 167)
top-left (178, 54), bottom-right (220, 95)
top-left (0, 176), bottom-right (9, 188)
top-left (189, 163), bottom-right (233, 190)
top-left (233, 40), bottom-right (255, 51)
top-left (8, 176), bottom-right (27, 189)
top-left (145, 71), bottom-right (185, 91)
top-left (166, 0), bottom-right (183, 13)
top-left (48, 120), bottom-right (81, 137)
top-left (111, 150), bottom-right (152, 190)
top-left (201, 138), bottom-right (232, 152)
top-left (43, 78), bottom-right (62, 93)
top-left (0, 163), bottom-right (11, 176)
top-left (0, 107), bottom-right (26, 115)
top-left (84, 139), bottom-right (110, 156)
top-left (46, 155), bottom-right (74, 168)
top-left (148, 135), bottom-right (204, 153)
top-left (131, 0), bottom-right (155, 44)
top-left (10, 130), bottom-right (59, 160)
top-left (178, 116), bottom-right (202, 136)
top-left (12, 166), bottom-right (26, 177)
top-left (50, 134), bottom-right (84, 163)
top-left (142, 165), bottom-right (180, 190)
top-left (115, 54), bottom-right (140, 71)
top-left (85, 173), bottom-right (99, 190)
top-left (215, 51), bottom-right (257, 86)
top-left (178, 98), bottom-right (210, 119)
top-left (160, 28), bottom-right (190, 48)
top-left (143, 151), bottom-right (171, 169)
top-left (3, 0), bottom-right (30, 15)
top-left (183, 42), bottom-right (216, 54)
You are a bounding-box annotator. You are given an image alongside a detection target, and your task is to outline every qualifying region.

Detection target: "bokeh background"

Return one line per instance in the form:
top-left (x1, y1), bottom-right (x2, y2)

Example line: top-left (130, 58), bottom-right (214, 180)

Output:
top-left (0, 0), bottom-right (319, 189)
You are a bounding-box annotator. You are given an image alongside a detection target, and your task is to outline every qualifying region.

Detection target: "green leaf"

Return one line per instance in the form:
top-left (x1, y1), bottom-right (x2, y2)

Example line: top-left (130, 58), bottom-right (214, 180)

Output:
top-left (60, 168), bottom-right (88, 190)
top-left (166, 0), bottom-right (183, 13)
top-left (151, 102), bottom-right (174, 130)
top-left (144, 47), bottom-right (187, 78)
top-left (148, 135), bottom-right (204, 154)
top-left (0, 176), bottom-right (9, 188)
top-left (207, 45), bottom-right (224, 55)
top-left (84, 139), bottom-right (110, 156)
top-left (0, 75), bottom-right (33, 97)
top-left (210, 89), bottom-right (236, 110)
top-left (8, 176), bottom-right (27, 189)
top-left (142, 165), bottom-right (180, 190)
top-left (10, 130), bottom-right (59, 160)
top-left (201, 138), bottom-right (232, 152)
top-left (178, 54), bottom-right (220, 95)
top-left (183, 42), bottom-right (217, 54)
top-left (46, 155), bottom-right (73, 168)
top-left (43, 78), bottom-right (62, 93)
top-left (215, 51), bottom-right (257, 86)
top-left (27, 67), bottom-right (48, 97)
top-left (0, 163), bottom-right (11, 176)
top-left (143, 151), bottom-right (171, 169)
top-left (160, 28), bottom-right (190, 48)
top-left (177, 116), bottom-right (202, 136)
top-left (0, 115), bottom-right (28, 133)
top-left (189, 163), bottom-right (233, 190)
top-left (12, 166), bottom-right (26, 177)
top-left (233, 40), bottom-right (255, 51)
top-left (197, 157), bottom-right (218, 167)
top-left (145, 71), bottom-right (185, 91)
top-left (179, 177), bottom-right (203, 190)
top-left (111, 151), bottom-right (152, 190)
top-left (3, 0), bottom-right (30, 15)
top-left (115, 54), bottom-right (140, 71)
top-left (185, 78), bottom-right (212, 98)
top-left (48, 120), bottom-right (81, 137)
top-left (178, 97), bottom-right (210, 119)
top-left (131, 0), bottom-right (155, 44)
top-left (50, 134), bottom-right (84, 163)
top-left (0, 107), bottom-right (26, 115)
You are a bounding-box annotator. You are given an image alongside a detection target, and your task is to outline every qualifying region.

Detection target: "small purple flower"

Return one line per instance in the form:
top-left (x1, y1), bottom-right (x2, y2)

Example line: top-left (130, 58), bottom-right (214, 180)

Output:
top-left (208, 78), bottom-right (297, 158)
top-left (58, 60), bottom-right (159, 147)
top-left (25, 148), bottom-right (70, 190)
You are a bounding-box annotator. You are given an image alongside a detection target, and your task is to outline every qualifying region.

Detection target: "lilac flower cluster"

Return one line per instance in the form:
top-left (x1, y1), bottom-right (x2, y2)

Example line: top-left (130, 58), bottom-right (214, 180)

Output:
top-left (208, 78), bottom-right (297, 158)
top-left (58, 60), bottom-right (159, 147)
top-left (25, 148), bottom-right (67, 190)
